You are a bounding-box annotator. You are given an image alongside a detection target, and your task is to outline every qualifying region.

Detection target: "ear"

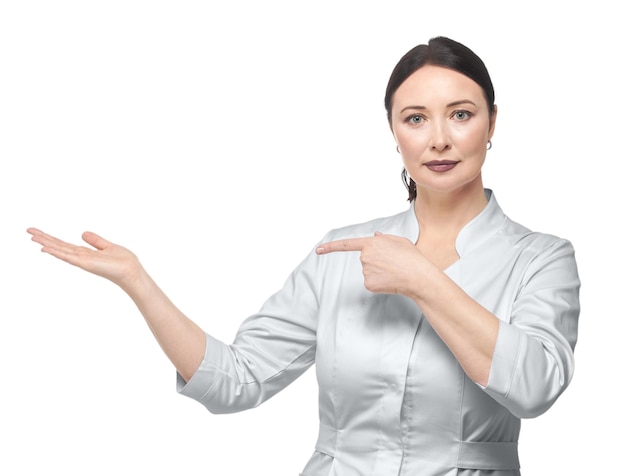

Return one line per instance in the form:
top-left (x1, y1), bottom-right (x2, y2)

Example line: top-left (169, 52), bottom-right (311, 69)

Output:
top-left (488, 104), bottom-right (498, 140)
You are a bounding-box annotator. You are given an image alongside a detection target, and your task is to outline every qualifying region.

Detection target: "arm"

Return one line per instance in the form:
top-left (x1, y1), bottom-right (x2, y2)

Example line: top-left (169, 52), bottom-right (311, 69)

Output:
top-left (317, 233), bottom-right (580, 416)
top-left (404, 262), bottom-right (499, 386)
top-left (179, 255), bottom-right (318, 413)
top-left (27, 228), bottom-right (205, 381)
top-left (483, 238), bottom-right (580, 417)
top-left (316, 232), bottom-right (498, 386)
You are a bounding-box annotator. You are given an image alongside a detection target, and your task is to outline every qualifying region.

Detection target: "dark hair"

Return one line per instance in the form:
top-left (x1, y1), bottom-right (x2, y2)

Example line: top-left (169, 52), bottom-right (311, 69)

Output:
top-left (384, 37), bottom-right (496, 201)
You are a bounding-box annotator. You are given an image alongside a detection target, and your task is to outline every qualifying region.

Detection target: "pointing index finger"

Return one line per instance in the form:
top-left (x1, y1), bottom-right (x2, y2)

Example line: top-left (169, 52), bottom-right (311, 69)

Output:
top-left (316, 237), bottom-right (370, 255)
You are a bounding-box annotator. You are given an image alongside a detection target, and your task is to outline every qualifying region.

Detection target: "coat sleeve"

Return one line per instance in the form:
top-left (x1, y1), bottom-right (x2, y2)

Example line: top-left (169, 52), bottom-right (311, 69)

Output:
top-left (176, 246), bottom-right (321, 414)
top-left (482, 237), bottom-right (581, 418)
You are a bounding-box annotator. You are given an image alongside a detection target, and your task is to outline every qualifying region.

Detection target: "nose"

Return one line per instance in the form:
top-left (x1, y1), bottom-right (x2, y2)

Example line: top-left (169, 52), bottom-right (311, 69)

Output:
top-left (430, 121), bottom-right (451, 152)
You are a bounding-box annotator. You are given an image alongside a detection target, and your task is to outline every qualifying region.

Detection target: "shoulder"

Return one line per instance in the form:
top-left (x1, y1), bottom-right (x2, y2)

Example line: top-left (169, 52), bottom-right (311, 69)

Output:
top-left (321, 207), bottom-right (413, 242)
top-left (500, 216), bottom-right (575, 255)
top-left (482, 190), bottom-right (575, 254)
top-left (496, 216), bottom-right (579, 284)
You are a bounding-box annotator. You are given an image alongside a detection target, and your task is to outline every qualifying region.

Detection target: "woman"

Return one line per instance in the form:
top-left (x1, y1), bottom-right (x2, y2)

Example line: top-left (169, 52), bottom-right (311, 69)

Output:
top-left (28, 37), bottom-right (580, 475)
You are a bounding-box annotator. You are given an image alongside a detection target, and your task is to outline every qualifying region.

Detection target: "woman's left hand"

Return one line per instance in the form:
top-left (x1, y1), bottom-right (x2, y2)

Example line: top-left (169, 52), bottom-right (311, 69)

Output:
top-left (316, 232), bottom-right (428, 296)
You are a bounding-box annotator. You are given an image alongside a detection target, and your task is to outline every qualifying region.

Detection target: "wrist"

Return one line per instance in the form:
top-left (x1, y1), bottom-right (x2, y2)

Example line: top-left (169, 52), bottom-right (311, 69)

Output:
top-left (405, 259), bottom-right (440, 303)
top-left (118, 261), bottom-right (150, 297)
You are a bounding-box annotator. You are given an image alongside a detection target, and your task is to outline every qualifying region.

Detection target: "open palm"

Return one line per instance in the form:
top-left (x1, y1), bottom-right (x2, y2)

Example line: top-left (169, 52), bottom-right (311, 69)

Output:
top-left (27, 228), bottom-right (141, 290)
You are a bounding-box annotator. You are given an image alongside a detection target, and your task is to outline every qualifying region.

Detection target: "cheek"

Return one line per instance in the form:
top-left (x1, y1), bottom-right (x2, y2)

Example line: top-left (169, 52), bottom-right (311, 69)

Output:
top-left (395, 128), bottom-right (428, 151)
top-left (452, 124), bottom-right (489, 151)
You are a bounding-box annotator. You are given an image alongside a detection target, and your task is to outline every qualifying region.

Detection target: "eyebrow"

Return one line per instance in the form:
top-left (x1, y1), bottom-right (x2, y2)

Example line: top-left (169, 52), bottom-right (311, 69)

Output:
top-left (400, 99), bottom-right (477, 113)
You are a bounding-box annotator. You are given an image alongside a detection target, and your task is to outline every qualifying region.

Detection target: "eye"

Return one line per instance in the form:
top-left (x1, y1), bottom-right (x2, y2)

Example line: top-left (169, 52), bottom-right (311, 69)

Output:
top-left (406, 114), bottom-right (425, 125)
top-left (452, 110), bottom-right (473, 121)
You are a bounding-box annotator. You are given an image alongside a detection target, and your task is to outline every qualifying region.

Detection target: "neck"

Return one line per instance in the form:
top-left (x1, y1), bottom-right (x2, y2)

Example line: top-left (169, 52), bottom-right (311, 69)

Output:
top-left (414, 181), bottom-right (488, 235)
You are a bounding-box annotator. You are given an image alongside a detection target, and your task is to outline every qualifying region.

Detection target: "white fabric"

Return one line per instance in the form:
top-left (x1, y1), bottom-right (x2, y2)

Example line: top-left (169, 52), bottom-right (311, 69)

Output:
top-left (178, 190), bottom-right (580, 475)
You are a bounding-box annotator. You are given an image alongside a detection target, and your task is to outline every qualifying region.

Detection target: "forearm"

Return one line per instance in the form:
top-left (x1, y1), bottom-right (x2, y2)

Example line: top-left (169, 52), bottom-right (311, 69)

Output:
top-left (315, 232), bottom-right (500, 385)
top-left (27, 228), bottom-right (207, 381)
top-left (408, 266), bottom-right (499, 386)
top-left (123, 267), bottom-right (206, 382)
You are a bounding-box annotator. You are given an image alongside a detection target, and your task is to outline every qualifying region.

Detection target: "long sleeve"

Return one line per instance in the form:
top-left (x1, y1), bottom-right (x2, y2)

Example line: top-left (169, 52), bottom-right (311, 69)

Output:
top-left (483, 237), bottom-right (580, 418)
top-left (171, 194), bottom-right (582, 474)
top-left (177, 247), bottom-right (320, 414)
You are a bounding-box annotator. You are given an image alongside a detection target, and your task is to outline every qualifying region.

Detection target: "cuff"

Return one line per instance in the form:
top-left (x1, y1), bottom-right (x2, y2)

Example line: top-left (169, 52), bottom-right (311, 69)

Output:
top-left (176, 333), bottom-right (233, 401)
top-left (484, 322), bottom-right (523, 398)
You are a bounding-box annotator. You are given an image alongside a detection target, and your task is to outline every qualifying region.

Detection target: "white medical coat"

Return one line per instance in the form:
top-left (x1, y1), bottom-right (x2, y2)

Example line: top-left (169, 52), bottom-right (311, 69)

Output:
top-left (178, 190), bottom-right (580, 475)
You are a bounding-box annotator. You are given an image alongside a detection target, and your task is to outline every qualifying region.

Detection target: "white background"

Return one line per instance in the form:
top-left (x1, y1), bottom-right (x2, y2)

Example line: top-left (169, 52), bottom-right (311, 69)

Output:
top-left (1, 1), bottom-right (622, 474)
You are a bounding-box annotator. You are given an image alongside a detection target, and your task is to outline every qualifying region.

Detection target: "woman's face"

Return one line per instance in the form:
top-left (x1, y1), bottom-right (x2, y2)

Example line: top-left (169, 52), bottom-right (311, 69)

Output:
top-left (390, 65), bottom-right (496, 196)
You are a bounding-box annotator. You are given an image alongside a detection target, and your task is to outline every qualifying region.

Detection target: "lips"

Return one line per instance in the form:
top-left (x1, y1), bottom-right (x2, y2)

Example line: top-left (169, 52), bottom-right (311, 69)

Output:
top-left (424, 160), bottom-right (460, 172)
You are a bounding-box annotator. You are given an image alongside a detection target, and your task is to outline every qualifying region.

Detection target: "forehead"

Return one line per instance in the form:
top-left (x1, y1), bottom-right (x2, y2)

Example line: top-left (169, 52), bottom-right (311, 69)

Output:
top-left (393, 65), bottom-right (485, 108)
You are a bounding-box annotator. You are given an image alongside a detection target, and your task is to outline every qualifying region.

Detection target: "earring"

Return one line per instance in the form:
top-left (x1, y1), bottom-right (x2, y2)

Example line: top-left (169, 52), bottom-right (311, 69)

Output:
top-left (396, 145), bottom-right (400, 153)
top-left (486, 140), bottom-right (492, 150)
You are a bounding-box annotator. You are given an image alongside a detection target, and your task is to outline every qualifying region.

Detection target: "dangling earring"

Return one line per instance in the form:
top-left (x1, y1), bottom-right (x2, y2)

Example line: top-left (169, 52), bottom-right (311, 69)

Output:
top-left (486, 140), bottom-right (492, 150)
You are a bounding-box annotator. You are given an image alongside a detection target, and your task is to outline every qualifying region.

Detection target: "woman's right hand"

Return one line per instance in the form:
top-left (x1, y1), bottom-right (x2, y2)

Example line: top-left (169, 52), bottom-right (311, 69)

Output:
top-left (27, 228), bottom-right (144, 292)
top-left (28, 227), bottom-right (207, 380)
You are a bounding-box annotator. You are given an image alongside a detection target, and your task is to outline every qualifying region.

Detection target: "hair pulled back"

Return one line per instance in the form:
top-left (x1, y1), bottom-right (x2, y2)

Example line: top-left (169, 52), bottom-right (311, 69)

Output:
top-left (384, 37), bottom-right (495, 201)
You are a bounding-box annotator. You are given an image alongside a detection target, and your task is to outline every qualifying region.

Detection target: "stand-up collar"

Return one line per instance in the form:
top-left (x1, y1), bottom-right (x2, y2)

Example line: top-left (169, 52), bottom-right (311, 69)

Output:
top-left (398, 189), bottom-right (507, 258)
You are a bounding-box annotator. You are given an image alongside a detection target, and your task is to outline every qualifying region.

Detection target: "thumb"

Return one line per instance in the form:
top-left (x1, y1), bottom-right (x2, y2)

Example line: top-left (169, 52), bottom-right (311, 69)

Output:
top-left (82, 231), bottom-right (112, 250)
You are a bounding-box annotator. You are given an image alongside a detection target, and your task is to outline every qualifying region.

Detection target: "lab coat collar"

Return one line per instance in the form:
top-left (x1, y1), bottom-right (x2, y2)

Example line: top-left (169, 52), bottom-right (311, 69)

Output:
top-left (400, 189), bottom-right (507, 258)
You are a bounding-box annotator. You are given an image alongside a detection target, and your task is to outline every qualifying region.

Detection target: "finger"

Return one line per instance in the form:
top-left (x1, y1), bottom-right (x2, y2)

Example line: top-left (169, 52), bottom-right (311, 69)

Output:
top-left (27, 228), bottom-right (91, 263)
top-left (27, 227), bottom-right (54, 243)
top-left (28, 228), bottom-right (73, 250)
top-left (26, 227), bottom-right (43, 236)
top-left (82, 231), bottom-right (112, 251)
top-left (316, 237), bottom-right (370, 254)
